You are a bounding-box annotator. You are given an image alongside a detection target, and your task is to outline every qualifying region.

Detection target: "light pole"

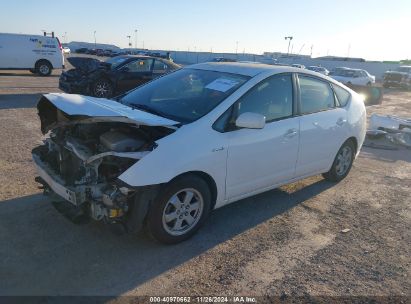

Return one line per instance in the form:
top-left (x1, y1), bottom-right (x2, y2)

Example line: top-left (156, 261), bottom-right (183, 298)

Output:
top-left (134, 29), bottom-right (138, 49)
top-left (94, 31), bottom-right (97, 48)
top-left (127, 35), bottom-right (132, 47)
top-left (284, 36), bottom-right (293, 55)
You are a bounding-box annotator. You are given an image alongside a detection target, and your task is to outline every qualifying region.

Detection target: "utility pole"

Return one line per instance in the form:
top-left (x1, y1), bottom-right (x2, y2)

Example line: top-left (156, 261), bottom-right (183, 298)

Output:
top-left (310, 45), bottom-right (314, 57)
top-left (134, 29), bottom-right (138, 49)
top-left (298, 44), bottom-right (305, 55)
top-left (284, 36), bottom-right (293, 55)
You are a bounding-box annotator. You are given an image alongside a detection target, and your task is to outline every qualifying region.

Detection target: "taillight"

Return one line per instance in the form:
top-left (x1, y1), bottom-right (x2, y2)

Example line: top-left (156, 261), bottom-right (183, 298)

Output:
top-left (56, 37), bottom-right (63, 51)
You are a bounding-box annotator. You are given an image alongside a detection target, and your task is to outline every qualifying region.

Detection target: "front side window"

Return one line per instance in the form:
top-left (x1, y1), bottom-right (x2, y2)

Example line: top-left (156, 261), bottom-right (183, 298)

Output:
top-left (153, 59), bottom-right (169, 73)
top-left (123, 58), bottom-right (154, 72)
top-left (233, 74), bottom-right (293, 123)
top-left (299, 76), bottom-right (335, 114)
top-left (120, 68), bottom-right (249, 123)
top-left (105, 57), bottom-right (128, 69)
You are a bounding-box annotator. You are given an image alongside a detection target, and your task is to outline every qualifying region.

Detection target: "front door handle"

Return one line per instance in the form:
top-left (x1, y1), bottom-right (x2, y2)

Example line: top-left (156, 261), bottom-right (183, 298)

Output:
top-left (284, 128), bottom-right (298, 138)
top-left (336, 118), bottom-right (347, 126)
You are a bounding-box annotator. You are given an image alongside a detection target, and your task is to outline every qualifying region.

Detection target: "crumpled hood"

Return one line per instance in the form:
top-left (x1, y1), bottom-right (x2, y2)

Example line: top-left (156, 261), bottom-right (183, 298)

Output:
top-left (37, 93), bottom-right (179, 133)
top-left (67, 57), bottom-right (109, 73)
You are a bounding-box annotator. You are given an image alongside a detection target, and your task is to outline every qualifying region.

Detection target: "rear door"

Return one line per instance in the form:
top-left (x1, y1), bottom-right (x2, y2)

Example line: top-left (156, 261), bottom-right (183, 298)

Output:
top-left (116, 58), bottom-right (154, 92)
top-left (295, 74), bottom-right (349, 177)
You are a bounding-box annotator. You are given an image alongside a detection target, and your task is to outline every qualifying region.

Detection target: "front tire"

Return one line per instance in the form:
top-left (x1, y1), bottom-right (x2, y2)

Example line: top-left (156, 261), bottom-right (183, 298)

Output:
top-left (322, 140), bottom-right (355, 182)
top-left (146, 175), bottom-right (211, 244)
top-left (92, 79), bottom-right (113, 98)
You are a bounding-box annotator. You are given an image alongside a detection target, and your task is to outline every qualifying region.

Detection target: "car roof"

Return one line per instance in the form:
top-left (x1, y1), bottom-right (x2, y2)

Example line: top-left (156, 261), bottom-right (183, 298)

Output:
top-left (187, 62), bottom-right (326, 77)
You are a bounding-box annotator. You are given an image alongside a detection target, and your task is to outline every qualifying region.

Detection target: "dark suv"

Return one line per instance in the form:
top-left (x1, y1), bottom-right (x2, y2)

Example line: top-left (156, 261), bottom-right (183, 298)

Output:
top-left (383, 66), bottom-right (411, 89)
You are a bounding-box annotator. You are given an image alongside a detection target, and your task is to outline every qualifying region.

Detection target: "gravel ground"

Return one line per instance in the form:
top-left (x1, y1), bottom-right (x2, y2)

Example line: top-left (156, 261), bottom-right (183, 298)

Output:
top-left (0, 68), bottom-right (410, 301)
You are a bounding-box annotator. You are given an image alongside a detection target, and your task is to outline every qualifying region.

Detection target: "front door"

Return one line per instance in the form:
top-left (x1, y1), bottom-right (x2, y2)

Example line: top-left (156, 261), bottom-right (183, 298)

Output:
top-left (224, 73), bottom-right (300, 200)
top-left (116, 58), bottom-right (154, 93)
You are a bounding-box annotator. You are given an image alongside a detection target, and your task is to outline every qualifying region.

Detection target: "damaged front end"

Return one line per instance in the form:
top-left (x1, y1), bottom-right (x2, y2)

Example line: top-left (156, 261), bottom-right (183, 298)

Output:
top-left (32, 94), bottom-right (177, 232)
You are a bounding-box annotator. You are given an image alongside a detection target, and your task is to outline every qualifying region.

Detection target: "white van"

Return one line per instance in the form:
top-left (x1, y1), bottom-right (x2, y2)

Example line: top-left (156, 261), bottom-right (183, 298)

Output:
top-left (0, 33), bottom-right (64, 76)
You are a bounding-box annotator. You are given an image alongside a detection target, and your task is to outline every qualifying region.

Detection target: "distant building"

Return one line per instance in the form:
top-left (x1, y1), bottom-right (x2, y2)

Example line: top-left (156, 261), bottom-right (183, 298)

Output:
top-left (264, 52), bottom-right (311, 60)
top-left (315, 56), bottom-right (366, 62)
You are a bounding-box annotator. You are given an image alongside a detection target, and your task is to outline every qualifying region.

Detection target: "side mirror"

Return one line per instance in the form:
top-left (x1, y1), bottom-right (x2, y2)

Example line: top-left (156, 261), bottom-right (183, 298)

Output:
top-left (235, 112), bottom-right (266, 129)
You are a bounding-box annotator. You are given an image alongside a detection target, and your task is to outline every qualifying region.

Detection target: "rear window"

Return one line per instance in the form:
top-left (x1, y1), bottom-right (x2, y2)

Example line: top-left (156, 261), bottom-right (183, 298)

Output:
top-left (332, 84), bottom-right (351, 107)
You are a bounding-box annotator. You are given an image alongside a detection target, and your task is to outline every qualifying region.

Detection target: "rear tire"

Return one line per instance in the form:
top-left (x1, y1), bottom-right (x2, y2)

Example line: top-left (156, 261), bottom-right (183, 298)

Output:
top-left (322, 140), bottom-right (355, 182)
top-left (36, 60), bottom-right (52, 76)
top-left (146, 175), bottom-right (211, 244)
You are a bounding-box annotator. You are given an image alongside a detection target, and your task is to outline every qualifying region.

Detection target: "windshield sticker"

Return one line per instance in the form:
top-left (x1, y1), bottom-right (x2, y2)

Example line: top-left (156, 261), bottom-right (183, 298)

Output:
top-left (205, 78), bottom-right (239, 92)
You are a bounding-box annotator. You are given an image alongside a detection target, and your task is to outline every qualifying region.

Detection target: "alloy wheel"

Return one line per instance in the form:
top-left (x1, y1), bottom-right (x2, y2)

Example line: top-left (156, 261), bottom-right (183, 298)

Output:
top-left (162, 188), bottom-right (204, 236)
top-left (94, 81), bottom-right (111, 97)
top-left (335, 146), bottom-right (352, 176)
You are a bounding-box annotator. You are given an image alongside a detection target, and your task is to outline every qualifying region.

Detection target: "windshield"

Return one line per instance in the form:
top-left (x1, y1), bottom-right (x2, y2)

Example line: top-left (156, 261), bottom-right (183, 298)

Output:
top-left (120, 68), bottom-right (250, 123)
top-left (105, 56), bottom-right (128, 69)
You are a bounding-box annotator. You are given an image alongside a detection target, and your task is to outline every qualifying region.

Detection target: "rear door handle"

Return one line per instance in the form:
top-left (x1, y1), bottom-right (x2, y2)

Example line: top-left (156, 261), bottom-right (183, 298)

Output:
top-left (284, 128), bottom-right (298, 138)
top-left (336, 118), bottom-right (347, 126)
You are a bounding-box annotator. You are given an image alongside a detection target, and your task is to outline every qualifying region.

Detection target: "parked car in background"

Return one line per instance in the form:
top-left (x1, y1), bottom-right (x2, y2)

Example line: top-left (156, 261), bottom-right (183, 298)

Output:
top-left (75, 48), bottom-right (89, 54)
top-left (212, 57), bottom-right (237, 62)
top-left (62, 47), bottom-right (71, 54)
top-left (291, 64), bottom-right (305, 69)
top-left (307, 66), bottom-right (329, 75)
top-left (35, 63), bottom-right (366, 243)
top-left (330, 68), bottom-right (375, 86)
top-left (383, 66), bottom-right (411, 89)
top-left (0, 32), bottom-right (64, 76)
top-left (59, 55), bottom-right (180, 98)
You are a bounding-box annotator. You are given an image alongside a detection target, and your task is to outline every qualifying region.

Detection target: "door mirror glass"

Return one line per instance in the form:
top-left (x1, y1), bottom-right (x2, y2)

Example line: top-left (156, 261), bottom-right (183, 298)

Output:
top-left (235, 112), bottom-right (266, 129)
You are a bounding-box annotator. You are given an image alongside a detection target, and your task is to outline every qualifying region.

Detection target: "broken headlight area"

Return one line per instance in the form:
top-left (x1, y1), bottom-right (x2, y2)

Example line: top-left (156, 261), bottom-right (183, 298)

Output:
top-left (32, 121), bottom-right (168, 227)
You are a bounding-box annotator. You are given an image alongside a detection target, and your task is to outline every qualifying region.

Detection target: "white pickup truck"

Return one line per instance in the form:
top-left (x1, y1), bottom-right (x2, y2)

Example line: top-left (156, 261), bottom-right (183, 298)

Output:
top-left (0, 32), bottom-right (64, 76)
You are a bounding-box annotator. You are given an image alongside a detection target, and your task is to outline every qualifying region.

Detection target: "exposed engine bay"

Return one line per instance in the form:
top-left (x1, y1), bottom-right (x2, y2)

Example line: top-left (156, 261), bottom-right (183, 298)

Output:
top-left (32, 95), bottom-right (175, 229)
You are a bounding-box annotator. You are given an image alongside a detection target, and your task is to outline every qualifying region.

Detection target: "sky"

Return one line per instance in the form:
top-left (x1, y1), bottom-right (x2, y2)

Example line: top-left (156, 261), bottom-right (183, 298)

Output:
top-left (1, 0), bottom-right (410, 61)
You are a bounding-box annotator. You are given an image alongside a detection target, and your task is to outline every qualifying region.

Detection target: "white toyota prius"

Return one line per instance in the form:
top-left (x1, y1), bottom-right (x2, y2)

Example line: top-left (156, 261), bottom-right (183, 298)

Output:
top-left (33, 62), bottom-right (366, 244)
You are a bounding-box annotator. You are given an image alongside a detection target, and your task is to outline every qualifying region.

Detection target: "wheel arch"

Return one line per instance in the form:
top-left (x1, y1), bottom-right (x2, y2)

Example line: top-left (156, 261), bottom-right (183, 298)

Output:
top-left (346, 136), bottom-right (358, 154)
top-left (169, 171), bottom-right (218, 210)
top-left (35, 59), bottom-right (53, 69)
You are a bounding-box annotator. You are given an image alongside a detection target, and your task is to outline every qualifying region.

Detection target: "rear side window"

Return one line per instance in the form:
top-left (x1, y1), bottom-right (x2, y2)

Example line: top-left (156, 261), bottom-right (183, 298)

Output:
top-left (332, 84), bottom-right (351, 107)
top-left (299, 76), bottom-right (335, 114)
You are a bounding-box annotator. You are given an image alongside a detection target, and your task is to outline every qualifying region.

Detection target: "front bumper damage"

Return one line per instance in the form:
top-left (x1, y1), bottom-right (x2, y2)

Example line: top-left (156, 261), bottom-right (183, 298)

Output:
top-left (32, 146), bottom-right (138, 231)
top-left (59, 76), bottom-right (91, 95)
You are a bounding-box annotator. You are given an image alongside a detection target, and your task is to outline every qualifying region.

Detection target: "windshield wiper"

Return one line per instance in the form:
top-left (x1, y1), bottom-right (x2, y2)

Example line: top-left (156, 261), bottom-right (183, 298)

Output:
top-left (128, 103), bottom-right (168, 118)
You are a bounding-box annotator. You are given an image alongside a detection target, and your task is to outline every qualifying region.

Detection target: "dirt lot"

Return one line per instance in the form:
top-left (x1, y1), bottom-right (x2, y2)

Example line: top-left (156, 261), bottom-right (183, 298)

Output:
top-left (0, 67), bottom-right (410, 301)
